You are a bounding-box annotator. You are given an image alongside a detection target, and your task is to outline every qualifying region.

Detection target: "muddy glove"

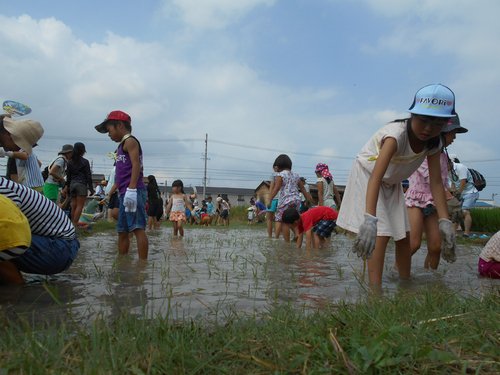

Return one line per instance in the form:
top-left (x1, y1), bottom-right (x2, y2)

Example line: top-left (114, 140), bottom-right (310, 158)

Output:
top-left (439, 218), bottom-right (457, 262)
top-left (447, 197), bottom-right (465, 224)
top-left (0, 149), bottom-right (13, 158)
top-left (451, 189), bottom-right (462, 200)
top-left (123, 188), bottom-right (137, 213)
top-left (353, 213), bottom-right (378, 259)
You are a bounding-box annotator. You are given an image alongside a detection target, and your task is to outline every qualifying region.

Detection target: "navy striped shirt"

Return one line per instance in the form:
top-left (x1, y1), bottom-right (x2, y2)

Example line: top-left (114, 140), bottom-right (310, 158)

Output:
top-left (0, 177), bottom-right (76, 240)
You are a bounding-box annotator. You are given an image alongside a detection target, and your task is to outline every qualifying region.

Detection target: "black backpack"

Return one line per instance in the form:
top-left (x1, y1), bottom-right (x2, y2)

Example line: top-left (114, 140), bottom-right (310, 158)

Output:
top-left (468, 168), bottom-right (486, 191)
top-left (41, 165), bottom-right (50, 181)
top-left (42, 156), bottom-right (64, 182)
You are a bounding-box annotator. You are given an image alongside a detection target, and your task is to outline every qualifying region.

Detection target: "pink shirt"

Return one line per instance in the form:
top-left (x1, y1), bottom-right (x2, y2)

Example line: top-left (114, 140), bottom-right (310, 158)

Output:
top-left (480, 231), bottom-right (500, 263)
top-left (405, 152), bottom-right (448, 208)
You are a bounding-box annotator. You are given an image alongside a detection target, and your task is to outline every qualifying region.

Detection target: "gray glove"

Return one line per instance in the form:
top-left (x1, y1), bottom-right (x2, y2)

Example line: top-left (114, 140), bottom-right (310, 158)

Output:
top-left (451, 189), bottom-right (462, 200)
top-left (353, 213), bottom-right (378, 259)
top-left (439, 219), bottom-right (457, 262)
top-left (447, 197), bottom-right (464, 224)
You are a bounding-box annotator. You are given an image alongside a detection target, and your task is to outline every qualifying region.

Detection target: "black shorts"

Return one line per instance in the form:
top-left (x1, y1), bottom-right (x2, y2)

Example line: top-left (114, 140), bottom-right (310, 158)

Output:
top-left (220, 209), bottom-right (229, 219)
top-left (70, 183), bottom-right (87, 197)
top-left (147, 203), bottom-right (162, 217)
top-left (107, 192), bottom-right (119, 209)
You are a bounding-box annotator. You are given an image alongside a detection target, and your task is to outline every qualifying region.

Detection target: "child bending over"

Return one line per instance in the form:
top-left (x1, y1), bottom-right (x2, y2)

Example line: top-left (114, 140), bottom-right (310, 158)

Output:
top-left (282, 206), bottom-right (338, 249)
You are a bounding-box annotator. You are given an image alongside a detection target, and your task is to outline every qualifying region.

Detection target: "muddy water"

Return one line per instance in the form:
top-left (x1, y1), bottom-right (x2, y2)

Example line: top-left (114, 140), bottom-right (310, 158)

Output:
top-left (0, 228), bottom-right (498, 322)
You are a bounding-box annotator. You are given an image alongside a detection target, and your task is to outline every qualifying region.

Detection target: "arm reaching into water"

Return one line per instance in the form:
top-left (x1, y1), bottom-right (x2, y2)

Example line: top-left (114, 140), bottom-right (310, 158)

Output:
top-left (354, 137), bottom-right (398, 259)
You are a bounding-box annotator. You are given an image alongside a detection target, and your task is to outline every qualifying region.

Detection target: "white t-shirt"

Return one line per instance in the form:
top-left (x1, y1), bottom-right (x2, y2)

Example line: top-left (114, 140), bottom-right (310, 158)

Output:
top-left (452, 162), bottom-right (478, 195)
top-left (45, 156), bottom-right (67, 185)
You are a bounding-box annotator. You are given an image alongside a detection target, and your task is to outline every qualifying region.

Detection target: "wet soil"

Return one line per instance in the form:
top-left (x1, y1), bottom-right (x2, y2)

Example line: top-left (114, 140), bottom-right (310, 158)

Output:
top-left (1, 228), bottom-right (498, 323)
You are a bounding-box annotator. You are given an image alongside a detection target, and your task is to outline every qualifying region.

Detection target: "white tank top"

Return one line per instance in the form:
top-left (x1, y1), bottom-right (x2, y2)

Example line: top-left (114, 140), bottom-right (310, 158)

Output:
top-left (171, 197), bottom-right (185, 211)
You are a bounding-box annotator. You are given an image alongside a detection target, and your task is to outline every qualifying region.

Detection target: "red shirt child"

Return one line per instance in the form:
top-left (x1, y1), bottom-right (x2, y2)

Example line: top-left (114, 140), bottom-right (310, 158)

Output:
top-left (284, 206), bottom-right (338, 248)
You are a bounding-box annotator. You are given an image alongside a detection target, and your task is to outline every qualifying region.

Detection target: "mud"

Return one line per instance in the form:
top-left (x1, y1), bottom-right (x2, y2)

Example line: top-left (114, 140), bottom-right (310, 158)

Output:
top-left (0, 228), bottom-right (498, 323)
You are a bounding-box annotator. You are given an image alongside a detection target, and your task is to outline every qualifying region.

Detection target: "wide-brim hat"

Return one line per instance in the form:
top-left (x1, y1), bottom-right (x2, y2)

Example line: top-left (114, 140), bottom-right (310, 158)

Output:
top-left (408, 83), bottom-right (457, 118)
top-left (247, 207), bottom-right (253, 211)
top-left (101, 180), bottom-right (107, 185)
top-left (95, 110), bottom-right (131, 133)
top-left (448, 154), bottom-right (459, 162)
top-left (216, 197), bottom-right (222, 202)
top-left (3, 117), bottom-right (44, 155)
top-left (58, 144), bottom-right (73, 154)
top-left (442, 113), bottom-right (468, 134)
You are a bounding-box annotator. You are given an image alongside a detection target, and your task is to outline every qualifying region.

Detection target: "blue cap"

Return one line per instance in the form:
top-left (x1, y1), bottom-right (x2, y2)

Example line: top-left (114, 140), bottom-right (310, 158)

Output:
top-left (408, 83), bottom-right (456, 118)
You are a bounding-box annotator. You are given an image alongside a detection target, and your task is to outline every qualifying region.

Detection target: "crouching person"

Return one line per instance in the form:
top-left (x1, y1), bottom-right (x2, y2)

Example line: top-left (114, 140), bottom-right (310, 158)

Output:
top-left (0, 178), bottom-right (79, 284)
top-left (479, 231), bottom-right (500, 279)
top-left (282, 206), bottom-right (338, 249)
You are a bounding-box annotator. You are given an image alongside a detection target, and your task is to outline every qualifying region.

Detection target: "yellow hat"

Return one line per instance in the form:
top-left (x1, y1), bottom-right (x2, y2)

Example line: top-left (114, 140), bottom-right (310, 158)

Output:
top-left (0, 195), bottom-right (31, 252)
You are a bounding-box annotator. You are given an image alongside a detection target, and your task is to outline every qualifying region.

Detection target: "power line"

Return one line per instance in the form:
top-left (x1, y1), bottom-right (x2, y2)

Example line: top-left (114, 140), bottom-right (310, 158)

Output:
top-left (210, 139), bottom-right (353, 160)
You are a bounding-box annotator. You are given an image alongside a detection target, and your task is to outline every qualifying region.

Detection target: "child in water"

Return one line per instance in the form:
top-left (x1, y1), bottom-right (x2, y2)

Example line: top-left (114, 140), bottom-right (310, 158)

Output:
top-left (337, 84), bottom-right (457, 285)
top-left (267, 154), bottom-right (312, 242)
top-left (282, 206), bottom-right (338, 249)
top-left (404, 114), bottom-right (468, 269)
top-left (165, 180), bottom-right (194, 236)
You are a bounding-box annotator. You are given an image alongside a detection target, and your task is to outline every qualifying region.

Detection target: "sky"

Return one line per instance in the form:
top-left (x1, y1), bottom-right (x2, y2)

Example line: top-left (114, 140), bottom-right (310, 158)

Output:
top-left (0, 0), bottom-right (499, 201)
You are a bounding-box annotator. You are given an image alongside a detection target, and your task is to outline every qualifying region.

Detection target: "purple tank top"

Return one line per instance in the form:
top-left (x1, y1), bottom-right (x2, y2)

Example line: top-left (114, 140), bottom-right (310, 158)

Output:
top-left (115, 136), bottom-right (145, 194)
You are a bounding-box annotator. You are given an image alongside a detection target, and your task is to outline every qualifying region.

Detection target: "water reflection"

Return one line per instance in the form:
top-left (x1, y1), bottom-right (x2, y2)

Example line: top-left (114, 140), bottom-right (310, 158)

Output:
top-left (0, 228), bottom-right (498, 322)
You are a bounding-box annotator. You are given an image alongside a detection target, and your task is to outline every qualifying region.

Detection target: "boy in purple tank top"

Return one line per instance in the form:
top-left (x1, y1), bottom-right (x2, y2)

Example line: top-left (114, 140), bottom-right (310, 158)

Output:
top-left (95, 111), bottom-right (148, 259)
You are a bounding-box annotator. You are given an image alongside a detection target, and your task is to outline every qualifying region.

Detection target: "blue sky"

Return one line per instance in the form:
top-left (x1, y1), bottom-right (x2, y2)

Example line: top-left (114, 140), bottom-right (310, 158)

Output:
top-left (0, 0), bottom-right (499, 201)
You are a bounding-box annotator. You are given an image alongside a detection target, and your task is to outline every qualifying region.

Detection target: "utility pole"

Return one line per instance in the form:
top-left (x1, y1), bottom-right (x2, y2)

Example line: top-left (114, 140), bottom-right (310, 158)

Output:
top-left (203, 133), bottom-right (208, 199)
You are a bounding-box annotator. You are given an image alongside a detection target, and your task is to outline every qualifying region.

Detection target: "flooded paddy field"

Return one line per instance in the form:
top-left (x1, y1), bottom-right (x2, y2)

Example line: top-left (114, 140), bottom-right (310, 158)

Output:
top-left (1, 227), bottom-right (499, 323)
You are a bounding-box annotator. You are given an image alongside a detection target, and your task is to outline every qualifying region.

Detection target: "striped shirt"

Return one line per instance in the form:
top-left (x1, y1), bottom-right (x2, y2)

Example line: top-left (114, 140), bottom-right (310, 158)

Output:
top-left (16, 152), bottom-right (45, 188)
top-left (0, 177), bottom-right (76, 240)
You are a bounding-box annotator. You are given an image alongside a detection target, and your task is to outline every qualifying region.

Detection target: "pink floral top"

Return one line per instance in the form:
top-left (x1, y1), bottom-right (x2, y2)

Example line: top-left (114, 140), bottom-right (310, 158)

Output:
top-left (405, 152), bottom-right (448, 208)
top-left (277, 170), bottom-right (300, 208)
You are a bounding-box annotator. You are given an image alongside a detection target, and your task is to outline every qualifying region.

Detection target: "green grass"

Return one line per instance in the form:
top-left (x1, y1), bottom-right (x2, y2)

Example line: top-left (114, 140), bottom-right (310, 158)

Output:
top-left (471, 208), bottom-right (500, 233)
top-left (1, 286), bottom-right (499, 374)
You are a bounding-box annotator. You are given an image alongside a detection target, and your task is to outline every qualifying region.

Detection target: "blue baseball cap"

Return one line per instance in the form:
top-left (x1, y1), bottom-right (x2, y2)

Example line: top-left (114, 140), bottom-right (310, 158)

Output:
top-left (408, 83), bottom-right (456, 118)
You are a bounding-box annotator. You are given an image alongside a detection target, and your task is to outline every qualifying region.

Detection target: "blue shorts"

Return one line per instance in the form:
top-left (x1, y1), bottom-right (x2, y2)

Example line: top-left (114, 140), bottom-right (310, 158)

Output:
top-left (461, 191), bottom-right (479, 211)
top-left (268, 199), bottom-right (278, 213)
top-left (117, 187), bottom-right (147, 233)
top-left (313, 220), bottom-right (337, 238)
top-left (11, 235), bottom-right (80, 275)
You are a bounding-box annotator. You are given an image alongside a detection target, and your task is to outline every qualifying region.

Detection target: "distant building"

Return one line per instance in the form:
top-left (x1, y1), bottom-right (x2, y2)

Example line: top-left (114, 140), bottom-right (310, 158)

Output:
top-left (475, 199), bottom-right (497, 209)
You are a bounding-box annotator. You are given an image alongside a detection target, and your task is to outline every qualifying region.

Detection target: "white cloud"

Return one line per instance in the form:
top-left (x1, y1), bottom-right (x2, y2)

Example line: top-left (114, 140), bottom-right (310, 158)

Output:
top-left (0, 13), bottom-right (352, 187)
top-left (161, 0), bottom-right (275, 30)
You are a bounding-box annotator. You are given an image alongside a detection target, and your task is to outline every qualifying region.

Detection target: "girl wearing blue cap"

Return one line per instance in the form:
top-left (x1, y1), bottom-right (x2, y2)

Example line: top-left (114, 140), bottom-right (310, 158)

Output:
top-left (337, 84), bottom-right (457, 285)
